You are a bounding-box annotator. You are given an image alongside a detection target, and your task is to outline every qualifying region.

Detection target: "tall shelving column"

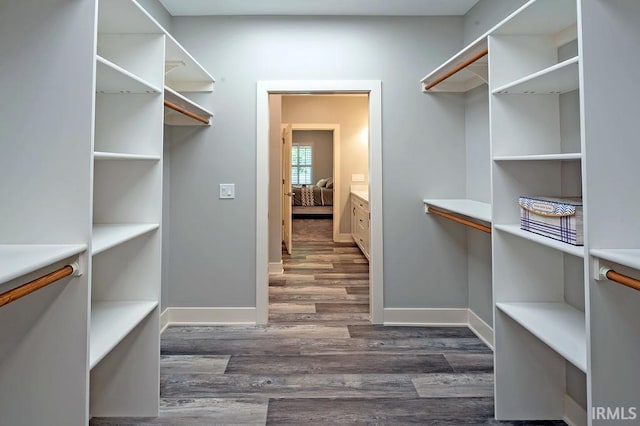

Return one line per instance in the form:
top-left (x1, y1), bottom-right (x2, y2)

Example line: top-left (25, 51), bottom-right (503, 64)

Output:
top-left (489, 0), bottom-right (587, 421)
top-left (90, 0), bottom-right (164, 417)
top-left (0, 0), bottom-right (95, 423)
top-left (581, 0), bottom-right (640, 419)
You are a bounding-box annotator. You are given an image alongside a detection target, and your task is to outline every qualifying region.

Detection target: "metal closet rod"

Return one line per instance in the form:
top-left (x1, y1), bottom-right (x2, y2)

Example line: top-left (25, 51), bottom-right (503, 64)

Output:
top-left (424, 48), bottom-right (489, 91)
top-left (428, 206), bottom-right (492, 234)
top-left (164, 99), bottom-right (209, 125)
top-left (0, 263), bottom-right (80, 308)
top-left (600, 267), bottom-right (640, 292)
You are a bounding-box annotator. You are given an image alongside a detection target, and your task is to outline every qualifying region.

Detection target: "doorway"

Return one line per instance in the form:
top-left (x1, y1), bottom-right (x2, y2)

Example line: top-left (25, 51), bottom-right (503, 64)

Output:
top-left (256, 80), bottom-right (383, 325)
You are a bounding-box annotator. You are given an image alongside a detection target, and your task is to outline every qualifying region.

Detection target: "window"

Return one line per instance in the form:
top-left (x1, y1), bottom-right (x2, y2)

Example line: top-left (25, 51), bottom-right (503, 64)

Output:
top-left (292, 145), bottom-right (312, 184)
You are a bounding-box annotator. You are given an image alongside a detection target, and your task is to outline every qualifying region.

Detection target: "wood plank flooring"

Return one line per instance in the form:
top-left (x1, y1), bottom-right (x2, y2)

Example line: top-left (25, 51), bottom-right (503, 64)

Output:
top-left (91, 220), bottom-right (566, 425)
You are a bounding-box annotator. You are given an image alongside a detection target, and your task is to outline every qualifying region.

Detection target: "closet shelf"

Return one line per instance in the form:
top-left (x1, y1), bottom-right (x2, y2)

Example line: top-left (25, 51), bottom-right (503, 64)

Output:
top-left (0, 244), bottom-right (86, 286)
top-left (493, 153), bottom-right (582, 161)
top-left (165, 36), bottom-right (215, 92)
top-left (92, 224), bottom-right (159, 256)
top-left (98, 0), bottom-right (163, 34)
top-left (94, 152), bottom-right (161, 161)
top-left (90, 300), bottom-right (158, 369)
top-left (497, 302), bottom-right (587, 372)
top-left (424, 199), bottom-right (491, 223)
top-left (494, 224), bottom-right (584, 257)
top-left (493, 57), bottom-right (579, 95)
top-left (421, 37), bottom-right (488, 93)
top-left (591, 249), bottom-right (640, 271)
top-left (164, 87), bottom-right (213, 126)
top-left (492, 0), bottom-right (577, 38)
top-left (96, 56), bottom-right (162, 94)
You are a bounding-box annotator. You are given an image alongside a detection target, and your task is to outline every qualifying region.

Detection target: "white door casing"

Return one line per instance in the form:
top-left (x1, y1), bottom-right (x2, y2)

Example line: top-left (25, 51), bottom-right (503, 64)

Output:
top-left (282, 124), bottom-right (293, 255)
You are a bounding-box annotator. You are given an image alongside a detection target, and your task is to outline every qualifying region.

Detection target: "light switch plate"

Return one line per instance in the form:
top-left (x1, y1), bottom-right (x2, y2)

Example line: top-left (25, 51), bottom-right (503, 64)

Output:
top-left (352, 174), bottom-right (365, 182)
top-left (219, 183), bottom-right (235, 199)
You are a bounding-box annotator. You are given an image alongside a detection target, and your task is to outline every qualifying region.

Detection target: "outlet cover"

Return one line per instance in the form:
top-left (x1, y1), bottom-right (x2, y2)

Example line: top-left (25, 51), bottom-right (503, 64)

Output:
top-left (219, 183), bottom-right (235, 199)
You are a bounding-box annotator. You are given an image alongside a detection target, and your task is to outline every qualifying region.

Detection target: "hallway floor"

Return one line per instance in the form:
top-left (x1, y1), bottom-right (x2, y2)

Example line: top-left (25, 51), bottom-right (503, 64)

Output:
top-left (91, 223), bottom-right (566, 425)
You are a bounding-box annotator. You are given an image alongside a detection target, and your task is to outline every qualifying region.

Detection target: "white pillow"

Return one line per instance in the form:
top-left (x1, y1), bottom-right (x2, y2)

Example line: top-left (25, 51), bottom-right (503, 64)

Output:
top-left (316, 178), bottom-right (328, 187)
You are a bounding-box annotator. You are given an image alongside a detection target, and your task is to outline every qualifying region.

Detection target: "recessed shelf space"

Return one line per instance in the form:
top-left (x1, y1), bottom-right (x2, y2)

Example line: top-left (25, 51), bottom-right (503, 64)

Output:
top-left (497, 302), bottom-right (587, 372)
top-left (421, 37), bottom-right (488, 93)
top-left (493, 153), bottom-right (581, 161)
top-left (493, 57), bottom-right (579, 95)
top-left (0, 244), bottom-right (86, 285)
top-left (96, 56), bottom-right (161, 94)
top-left (494, 224), bottom-right (584, 257)
top-left (591, 249), bottom-right (640, 271)
top-left (165, 36), bottom-right (215, 92)
top-left (89, 300), bottom-right (158, 369)
top-left (92, 224), bottom-right (159, 256)
top-left (94, 152), bottom-right (160, 161)
top-left (164, 87), bottom-right (213, 126)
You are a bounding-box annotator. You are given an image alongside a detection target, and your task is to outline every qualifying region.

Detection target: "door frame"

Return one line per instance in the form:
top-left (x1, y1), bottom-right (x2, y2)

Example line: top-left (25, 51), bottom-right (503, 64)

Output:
top-left (288, 123), bottom-right (341, 243)
top-left (256, 80), bottom-right (383, 324)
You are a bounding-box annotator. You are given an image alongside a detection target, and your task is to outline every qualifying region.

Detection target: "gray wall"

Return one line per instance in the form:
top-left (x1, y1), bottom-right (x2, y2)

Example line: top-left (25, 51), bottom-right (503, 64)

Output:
top-left (463, 0), bottom-right (528, 44)
top-left (138, 0), bottom-right (173, 32)
top-left (293, 130), bottom-right (333, 185)
top-left (165, 15), bottom-right (471, 309)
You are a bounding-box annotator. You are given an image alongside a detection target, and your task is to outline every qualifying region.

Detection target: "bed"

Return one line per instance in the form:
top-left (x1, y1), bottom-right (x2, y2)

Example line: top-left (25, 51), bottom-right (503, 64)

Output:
top-left (291, 178), bottom-right (334, 217)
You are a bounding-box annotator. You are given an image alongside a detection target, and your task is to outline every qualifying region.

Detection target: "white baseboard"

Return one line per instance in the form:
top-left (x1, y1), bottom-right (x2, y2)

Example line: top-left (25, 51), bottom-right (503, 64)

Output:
top-left (160, 307), bottom-right (257, 327)
top-left (269, 261), bottom-right (283, 274)
top-left (336, 233), bottom-right (354, 243)
top-left (383, 308), bottom-right (469, 326)
top-left (563, 394), bottom-right (587, 426)
top-left (160, 308), bottom-right (170, 333)
top-left (468, 309), bottom-right (494, 350)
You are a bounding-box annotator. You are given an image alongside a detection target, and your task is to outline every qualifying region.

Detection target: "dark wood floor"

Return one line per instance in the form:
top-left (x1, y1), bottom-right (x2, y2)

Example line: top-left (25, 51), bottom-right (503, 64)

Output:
top-left (91, 220), bottom-right (565, 425)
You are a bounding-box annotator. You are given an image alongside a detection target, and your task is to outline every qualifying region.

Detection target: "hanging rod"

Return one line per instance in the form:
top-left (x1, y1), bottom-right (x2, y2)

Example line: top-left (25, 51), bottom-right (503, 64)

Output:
top-left (164, 99), bottom-right (210, 125)
top-left (0, 263), bottom-right (80, 308)
top-left (424, 48), bottom-right (489, 91)
top-left (599, 267), bottom-right (640, 292)
top-left (428, 206), bottom-right (492, 234)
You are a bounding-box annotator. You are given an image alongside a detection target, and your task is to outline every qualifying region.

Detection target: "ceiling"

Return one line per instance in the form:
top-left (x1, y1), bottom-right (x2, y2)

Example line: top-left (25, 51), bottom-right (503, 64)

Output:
top-left (159, 0), bottom-right (480, 17)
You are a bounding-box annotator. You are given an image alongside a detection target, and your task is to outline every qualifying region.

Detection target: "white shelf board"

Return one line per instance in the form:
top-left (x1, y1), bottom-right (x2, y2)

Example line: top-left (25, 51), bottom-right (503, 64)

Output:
top-left (492, 0), bottom-right (577, 37)
top-left (0, 244), bottom-right (86, 286)
top-left (90, 300), bottom-right (158, 369)
top-left (591, 249), bottom-right (640, 271)
top-left (424, 199), bottom-right (491, 223)
top-left (164, 86), bottom-right (213, 126)
top-left (165, 36), bottom-right (215, 92)
top-left (497, 302), bottom-right (587, 372)
top-left (493, 153), bottom-right (582, 161)
top-left (493, 57), bottom-right (579, 95)
top-left (494, 224), bottom-right (584, 258)
top-left (98, 0), bottom-right (163, 34)
top-left (92, 224), bottom-right (159, 256)
top-left (421, 36), bottom-right (488, 93)
top-left (96, 56), bottom-right (162, 94)
top-left (94, 151), bottom-right (160, 161)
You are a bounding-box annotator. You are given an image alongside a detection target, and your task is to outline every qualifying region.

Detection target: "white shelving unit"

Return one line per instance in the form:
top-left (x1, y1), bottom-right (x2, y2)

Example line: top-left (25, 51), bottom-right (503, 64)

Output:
top-left (492, 56), bottom-right (579, 95)
top-left (494, 224), bottom-right (584, 258)
top-left (590, 249), bottom-right (640, 271)
top-left (493, 153), bottom-right (581, 161)
top-left (92, 224), bottom-right (160, 255)
top-left (96, 56), bottom-right (162, 94)
top-left (94, 151), bottom-right (161, 161)
top-left (0, 245), bottom-right (86, 285)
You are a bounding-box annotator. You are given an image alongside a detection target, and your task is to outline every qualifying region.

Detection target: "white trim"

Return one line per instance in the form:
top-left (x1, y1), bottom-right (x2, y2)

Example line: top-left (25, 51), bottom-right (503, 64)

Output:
top-left (269, 261), bottom-right (284, 274)
top-left (468, 309), bottom-right (494, 350)
top-left (383, 308), bottom-right (469, 326)
top-left (563, 394), bottom-right (587, 426)
top-left (160, 308), bottom-right (170, 333)
top-left (290, 123), bottom-right (341, 242)
top-left (161, 307), bottom-right (257, 325)
top-left (257, 80), bottom-right (384, 325)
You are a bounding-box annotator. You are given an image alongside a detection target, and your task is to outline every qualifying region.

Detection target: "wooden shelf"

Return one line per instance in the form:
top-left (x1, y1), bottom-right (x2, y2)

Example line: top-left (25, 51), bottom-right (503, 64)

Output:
top-left (89, 300), bottom-right (158, 369)
top-left (493, 57), bottom-right (579, 95)
top-left (96, 56), bottom-right (161, 94)
top-left (92, 224), bottom-right (159, 256)
top-left (494, 224), bottom-right (584, 257)
top-left (164, 86), bottom-right (213, 126)
top-left (591, 249), bottom-right (640, 271)
top-left (497, 302), bottom-right (587, 372)
top-left (0, 244), bottom-right (86, 286)
top-left (424, 199), bottom-right (491, 223)
top-left (94, 152), bottom-right (160, 161)
top-left (421, 37), bottom-right (488, 93)
top-left (493, 153), bottom-right (581, 161)
top-left (165, 36), bottom-right (215, 92)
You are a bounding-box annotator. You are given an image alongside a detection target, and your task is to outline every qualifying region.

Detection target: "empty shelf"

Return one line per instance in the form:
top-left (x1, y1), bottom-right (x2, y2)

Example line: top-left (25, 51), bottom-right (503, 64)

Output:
top-left (98, 0), bottom-right (163, 34)
top-left (591, 249), bottom-right (640, 271)
top-left (494, 224), bottom-right (584, 257)
top-left (96, 56), bottom-right (161, 94)
top-left (493, 153), bottom-right (582, 161)
top-left (493, 57), bottom-right (579, 95)
top-left (492, 0), bottom-right (577, 37)
top-left (0, 244), bottom-right (86, 285)
top-left (424, 199), bottom-right (491, 223)
top-left (497, 302), bottom-right (586, 372)
top-left (90, 300), bottom-right (158, 369)
top-left (92, 224), bottom-right (159, 255)
top-left (165, 36), bottom-right (215, 92)
top-left (421, 37), bottom-right (488, 93)
top-left (164, 86), bottom-right (213, 126)
top-left (94, 152), bottom-right (160, 161)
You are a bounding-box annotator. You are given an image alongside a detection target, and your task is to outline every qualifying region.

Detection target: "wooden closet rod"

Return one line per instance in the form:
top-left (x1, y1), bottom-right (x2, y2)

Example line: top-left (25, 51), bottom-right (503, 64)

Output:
top-left (429, 207), bottom-right (492, 234)
top-left (0, 263), bottom-right (79, 308)
top-left (424, 48), bottom-right (489, 91)
top-left (164, 100), bottom-right (210, 125)
top-left (601, 268), bottom-right (640, 292)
